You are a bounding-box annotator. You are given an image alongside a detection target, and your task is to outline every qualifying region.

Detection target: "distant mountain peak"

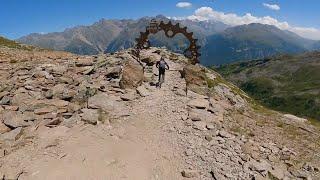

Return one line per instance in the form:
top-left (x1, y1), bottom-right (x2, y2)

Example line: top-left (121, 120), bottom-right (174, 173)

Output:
top-left (155, 14), bottom-right (168, 19)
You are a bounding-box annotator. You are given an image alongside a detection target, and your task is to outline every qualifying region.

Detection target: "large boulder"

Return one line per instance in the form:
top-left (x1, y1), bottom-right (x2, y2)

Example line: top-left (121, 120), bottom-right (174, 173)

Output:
top-left (119, 61), bottom-right (144, 89)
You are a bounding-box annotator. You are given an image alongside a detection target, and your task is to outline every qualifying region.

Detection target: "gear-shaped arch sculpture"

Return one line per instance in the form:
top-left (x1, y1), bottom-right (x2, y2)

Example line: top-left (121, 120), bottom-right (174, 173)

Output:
top-left (134, 19), bottom-right (201, 64)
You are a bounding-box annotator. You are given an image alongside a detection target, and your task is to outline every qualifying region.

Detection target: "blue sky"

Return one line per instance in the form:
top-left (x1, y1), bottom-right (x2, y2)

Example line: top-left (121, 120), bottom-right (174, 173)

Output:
top-left (1, 0), bottom-right (320, 40)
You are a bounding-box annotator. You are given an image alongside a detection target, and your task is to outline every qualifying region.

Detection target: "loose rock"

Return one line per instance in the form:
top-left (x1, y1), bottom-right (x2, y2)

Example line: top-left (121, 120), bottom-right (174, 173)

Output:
top-left (0, 127), bottom-right (23, 141)
top-left (181, 170), bottom-right (199, 178)
top-left (2, 111), bottom-right (30, 128)
top-left (187, 99), bottom-right (209, 109)
top-left (80, 108), bottom-right (99, 125)
top-left (136, 86), bottom-right (150, 97)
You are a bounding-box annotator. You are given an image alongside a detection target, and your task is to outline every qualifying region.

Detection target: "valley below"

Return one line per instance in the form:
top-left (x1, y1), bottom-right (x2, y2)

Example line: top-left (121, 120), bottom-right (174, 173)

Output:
top-left (215, 52), bottom-right (320, 122)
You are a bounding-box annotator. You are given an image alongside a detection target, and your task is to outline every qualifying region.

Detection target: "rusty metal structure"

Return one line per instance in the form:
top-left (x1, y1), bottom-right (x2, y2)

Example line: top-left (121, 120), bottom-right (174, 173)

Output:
top-left (134, 19), bottom-right (201, 64)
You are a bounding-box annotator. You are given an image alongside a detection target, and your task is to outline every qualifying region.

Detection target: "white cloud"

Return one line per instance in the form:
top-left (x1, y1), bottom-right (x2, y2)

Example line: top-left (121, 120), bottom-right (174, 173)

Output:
top-left (176, 2), bottom-right (192, 8)
top-left (184, 7), bottom-right (320, 40)
top-left (290, 27), bottom-right (320, 40)
top-left (263, 3), bottom-right (280, 11)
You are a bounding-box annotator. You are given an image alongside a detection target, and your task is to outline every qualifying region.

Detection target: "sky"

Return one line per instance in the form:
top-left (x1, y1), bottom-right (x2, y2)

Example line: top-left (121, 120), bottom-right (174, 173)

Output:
top-left (1, 0), bottom-right (320, 40)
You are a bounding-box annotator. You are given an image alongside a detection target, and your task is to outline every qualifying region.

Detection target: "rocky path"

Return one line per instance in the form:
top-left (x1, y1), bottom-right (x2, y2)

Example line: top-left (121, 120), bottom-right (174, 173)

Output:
top-left (122, 61), bottom-right (189, 179)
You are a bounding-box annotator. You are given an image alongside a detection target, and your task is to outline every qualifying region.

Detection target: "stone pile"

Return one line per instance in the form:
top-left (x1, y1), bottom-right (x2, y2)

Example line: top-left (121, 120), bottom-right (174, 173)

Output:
top-left (0, 47), bottom-right (147, 152)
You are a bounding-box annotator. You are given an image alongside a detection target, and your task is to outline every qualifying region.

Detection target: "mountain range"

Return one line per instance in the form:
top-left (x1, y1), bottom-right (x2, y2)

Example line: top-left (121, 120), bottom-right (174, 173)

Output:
top-left (17, 15), bottom-right (228, 55)
top-left (16, 15), bottom-right (320, 65)
top-left (201, 23), bottom-right (318, 65)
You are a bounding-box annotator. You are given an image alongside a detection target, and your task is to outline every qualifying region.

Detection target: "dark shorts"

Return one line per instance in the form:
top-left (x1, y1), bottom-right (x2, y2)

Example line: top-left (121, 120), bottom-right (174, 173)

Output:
top-left (159, 68), bottom-right (165, 75)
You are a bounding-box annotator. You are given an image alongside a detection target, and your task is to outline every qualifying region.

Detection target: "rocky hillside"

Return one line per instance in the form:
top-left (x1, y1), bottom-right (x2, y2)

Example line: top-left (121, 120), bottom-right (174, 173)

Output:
top-left (215, 51), bottom-right (320, 121)
top-left (0, 44), bottom-right (319, 179)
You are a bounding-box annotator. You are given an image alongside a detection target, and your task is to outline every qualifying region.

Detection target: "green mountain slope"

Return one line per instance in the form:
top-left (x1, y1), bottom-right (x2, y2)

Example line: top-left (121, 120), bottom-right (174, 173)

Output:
top-left (214, 51), bottom-right (320, 121)
top-left (0, 36), bottom-right (34, 50)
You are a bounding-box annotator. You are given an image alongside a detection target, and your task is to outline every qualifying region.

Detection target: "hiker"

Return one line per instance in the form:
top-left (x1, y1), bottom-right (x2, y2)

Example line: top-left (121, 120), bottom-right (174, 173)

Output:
top-left (156, 56), bottom-right (169, 88)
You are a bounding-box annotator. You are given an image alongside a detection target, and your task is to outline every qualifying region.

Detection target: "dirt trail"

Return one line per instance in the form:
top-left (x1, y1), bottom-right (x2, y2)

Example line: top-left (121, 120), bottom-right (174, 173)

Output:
top-left (5, 60), bottom-right (188, 180)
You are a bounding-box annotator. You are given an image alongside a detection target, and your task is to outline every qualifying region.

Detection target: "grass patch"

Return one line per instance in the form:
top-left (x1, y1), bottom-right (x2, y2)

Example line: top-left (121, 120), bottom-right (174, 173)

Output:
top-left (0, 36), bottom-right (34, 51)
top-left (240, 77), bottom-right (274, 100)
top-left (205, 74), bottom-right (225, 89)
top-left (251, 103), bottom-right (277, 116)
top-left (309, 118), bottom-right (320, 129)
top-left (213, 58), bottom-right (271, 76)
top-left (230, 126), bottom-right (248, 135)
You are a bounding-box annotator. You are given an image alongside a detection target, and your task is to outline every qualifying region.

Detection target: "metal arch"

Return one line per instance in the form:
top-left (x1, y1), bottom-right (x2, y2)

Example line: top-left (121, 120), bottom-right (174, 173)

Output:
top-left (134, 19), bottom-right (201, 64)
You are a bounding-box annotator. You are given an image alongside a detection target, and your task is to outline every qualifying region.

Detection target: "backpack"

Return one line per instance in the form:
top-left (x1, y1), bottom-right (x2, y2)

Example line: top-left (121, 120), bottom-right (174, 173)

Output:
top-left (159, 60), bottom-right (166, 69)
